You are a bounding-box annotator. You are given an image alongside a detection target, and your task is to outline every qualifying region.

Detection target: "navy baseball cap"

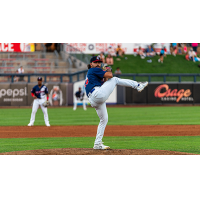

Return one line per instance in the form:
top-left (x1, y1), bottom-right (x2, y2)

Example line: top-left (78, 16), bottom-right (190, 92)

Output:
top-left (90, 56), bottom-right (103, 63)
top-left (37, 77), bottom-right (42, 81)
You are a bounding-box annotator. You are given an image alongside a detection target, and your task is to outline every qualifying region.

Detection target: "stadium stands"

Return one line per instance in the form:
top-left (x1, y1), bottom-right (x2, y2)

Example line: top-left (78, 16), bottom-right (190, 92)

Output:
top-left (0, 44), bottom-right (88, 83)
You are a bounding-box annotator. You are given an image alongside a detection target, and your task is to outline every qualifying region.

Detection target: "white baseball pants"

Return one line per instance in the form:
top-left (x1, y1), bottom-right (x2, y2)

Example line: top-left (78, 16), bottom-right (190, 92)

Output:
top-left (88, 77), bottom-right (139, 145)
top-left (73, 98), bottom-right (87, 110)
top-left (29, 98), bottom-right (50, 126)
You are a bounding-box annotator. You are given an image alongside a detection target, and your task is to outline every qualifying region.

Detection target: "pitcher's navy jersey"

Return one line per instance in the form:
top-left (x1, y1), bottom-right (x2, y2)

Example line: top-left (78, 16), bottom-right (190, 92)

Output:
top-left (31, 85), bottom-right (48, 99)
top-left (85, 68), bottom-right (106, 96)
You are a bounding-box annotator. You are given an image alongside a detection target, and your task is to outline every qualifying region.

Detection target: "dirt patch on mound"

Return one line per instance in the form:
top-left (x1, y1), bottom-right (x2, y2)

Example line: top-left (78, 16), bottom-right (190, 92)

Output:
top-left (0, 125), bottom-right (200, 138)
top-left (0, 148), bottom-right (196, 155)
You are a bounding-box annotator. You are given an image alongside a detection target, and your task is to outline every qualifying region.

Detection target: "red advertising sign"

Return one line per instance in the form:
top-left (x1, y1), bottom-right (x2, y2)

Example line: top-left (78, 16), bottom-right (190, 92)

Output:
top-left (0, 43), bottom-right (34, 52)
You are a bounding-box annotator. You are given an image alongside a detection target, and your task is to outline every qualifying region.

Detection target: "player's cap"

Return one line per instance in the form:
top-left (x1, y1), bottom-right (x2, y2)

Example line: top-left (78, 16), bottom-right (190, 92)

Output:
top-left (37, 77), bottom-right (42, 81)
top-left (90, 56), bottom-right (103, 63)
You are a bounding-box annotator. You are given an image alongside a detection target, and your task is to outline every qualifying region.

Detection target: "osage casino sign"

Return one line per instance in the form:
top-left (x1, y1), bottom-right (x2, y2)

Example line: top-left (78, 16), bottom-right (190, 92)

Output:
top-left (154, 84), bottom-right (193, 103)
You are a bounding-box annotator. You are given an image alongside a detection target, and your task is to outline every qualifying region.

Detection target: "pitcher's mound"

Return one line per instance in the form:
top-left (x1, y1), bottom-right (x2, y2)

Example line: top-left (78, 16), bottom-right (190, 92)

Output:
top-left (0, 148), bottom-right (196, 155)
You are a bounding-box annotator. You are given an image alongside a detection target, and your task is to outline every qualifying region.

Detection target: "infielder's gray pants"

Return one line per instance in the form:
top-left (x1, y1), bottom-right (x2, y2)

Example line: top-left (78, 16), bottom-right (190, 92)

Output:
top-left (88, 77), bottom-right (139, 145)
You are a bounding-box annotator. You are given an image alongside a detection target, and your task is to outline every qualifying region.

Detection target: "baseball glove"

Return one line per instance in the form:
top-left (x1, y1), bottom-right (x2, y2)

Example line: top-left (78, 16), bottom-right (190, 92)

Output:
top-left (42, 101), bottom-right (50, 107)
top-left (101, 63), bottom-right (112, 72)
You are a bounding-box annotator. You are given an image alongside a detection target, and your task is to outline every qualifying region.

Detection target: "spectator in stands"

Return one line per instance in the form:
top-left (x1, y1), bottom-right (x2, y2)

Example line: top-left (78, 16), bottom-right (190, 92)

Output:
top-left (172, 43), bottom-right (177, 56)
top-left (188, 48), bottom-right (196, 61)
top-left (191, 43), bottom-right (198, 53)
top-left (183, 44), bottom-right (187, 54)
top-left (114, 67), bottom-right (122, 75)
top-left (106, 54), bottom-right (114, 66)
top-left (158, 48), bottom-right (165, 63)
top-left (178, 43), bottom-right (182, 54)
top-left (99, 52), bottom-right (105, 63)
top-left (163, 46), bottom-right (167, 57)
top-left (45, 43), bottom-right (52, 52)
top-left (146, 45), bottom-right (155, 57)
top-left (137, 46), bottom-right (146, 59)
top-left (116, 45), bottom-right (124, 57)
top-left (14, 70), bottom-right (19, 82)
top-left (18, 66), bottom-right (24, 81)
top-left (18, 66), bottom-right (24, 74)
top-left (108, 45), bottom-right (116, 57)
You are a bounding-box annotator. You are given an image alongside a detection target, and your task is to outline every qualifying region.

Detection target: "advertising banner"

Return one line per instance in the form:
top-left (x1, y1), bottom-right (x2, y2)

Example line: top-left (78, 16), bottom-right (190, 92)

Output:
top-left (0, 83), bottom-right (27, 106)
top-left (0, 43), bottom-right (35, 52)
top-left (125, 83), bottom-right (195, 104)
top-left (10, 83), bottom-right (28, 106)
top-left (65, 43), bottom-right (170, 54)
top-left (150, 83), bottom-right (194, 104)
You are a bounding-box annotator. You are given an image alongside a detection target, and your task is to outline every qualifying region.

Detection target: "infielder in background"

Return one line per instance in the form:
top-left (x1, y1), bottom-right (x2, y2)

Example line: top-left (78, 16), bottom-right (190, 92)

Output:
top-left (73, 87), bottom-right (87, 110)
top-left (28, 77), bottom-right (50, 127)
top-left (85, 56), bottom-right (148, 150)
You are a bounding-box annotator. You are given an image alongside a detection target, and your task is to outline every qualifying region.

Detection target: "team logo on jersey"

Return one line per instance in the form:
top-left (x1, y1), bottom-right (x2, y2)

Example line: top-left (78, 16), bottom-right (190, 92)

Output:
top-left (85, 78), bottom-right (89, 87)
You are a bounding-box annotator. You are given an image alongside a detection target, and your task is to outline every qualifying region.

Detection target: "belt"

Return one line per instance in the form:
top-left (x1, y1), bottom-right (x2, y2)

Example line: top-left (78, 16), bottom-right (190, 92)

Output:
top-left (87, 88), bottom-right (95, 98)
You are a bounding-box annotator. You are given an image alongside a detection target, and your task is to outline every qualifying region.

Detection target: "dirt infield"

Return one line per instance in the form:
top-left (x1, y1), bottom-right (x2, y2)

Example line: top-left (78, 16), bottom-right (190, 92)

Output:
top-left (0, 125), bottom-right (200, 138)
top-left (0, 148), bottom-right (195, 155)
top-left (0, 125), bottom-right (199, 155)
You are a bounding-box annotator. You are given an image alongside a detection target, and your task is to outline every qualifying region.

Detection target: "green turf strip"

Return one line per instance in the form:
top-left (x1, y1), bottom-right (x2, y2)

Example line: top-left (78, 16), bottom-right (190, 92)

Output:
top-left (0, 106), bottom-right (200, 126)
top-left (0, 136), bottom-right (199, 154)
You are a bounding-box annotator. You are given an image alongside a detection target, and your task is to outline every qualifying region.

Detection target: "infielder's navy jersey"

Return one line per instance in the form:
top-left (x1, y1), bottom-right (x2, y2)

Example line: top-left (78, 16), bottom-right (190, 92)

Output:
top-left (31, 85), bottom-right (48, 99)
top-left (85, 68), bottom-right (106, 96)
top-left (75, 91), bottom-right (85, 98)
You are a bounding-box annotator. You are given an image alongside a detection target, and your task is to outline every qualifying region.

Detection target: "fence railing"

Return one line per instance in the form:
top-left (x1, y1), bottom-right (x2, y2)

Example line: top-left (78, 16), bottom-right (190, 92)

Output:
top-left (115, 73), bottom-right (200, 82)
top-left (1, 72), bottom-right (200, 83)
top-left (0, 70), bottom-right (88, 83)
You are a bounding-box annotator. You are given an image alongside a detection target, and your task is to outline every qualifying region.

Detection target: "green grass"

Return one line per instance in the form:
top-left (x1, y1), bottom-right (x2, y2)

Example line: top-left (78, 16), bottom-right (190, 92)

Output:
top-left (0, 136), bottom-right (199, 154)
top-left (1, 106), bottom-right (200, 154)
top-left (1, 106), bottom-right (200, 126)
top-left (108, 54), bottom-right (200, 82)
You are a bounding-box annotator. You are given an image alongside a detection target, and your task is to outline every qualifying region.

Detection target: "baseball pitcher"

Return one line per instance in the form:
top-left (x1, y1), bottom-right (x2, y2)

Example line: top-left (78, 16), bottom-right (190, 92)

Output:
top-left (85, 56), bottom-right (148, 150)
top-left (28, 77), bottom-right (50, 127)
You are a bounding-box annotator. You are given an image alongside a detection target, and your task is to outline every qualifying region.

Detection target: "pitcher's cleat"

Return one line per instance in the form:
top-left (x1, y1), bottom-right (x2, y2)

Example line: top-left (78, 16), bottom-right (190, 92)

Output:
top-left (137, 82), bottom-right (148, 92)
top-left (28, 123), bottom-right (33, 126)
top-left (46, 124), bottom-right (50, 127)
top-left (93, 142), bottom-right (110, 150)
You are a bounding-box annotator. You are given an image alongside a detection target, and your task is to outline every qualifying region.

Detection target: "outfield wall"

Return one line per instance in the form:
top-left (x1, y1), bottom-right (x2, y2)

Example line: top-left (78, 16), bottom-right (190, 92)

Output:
top-left (0, 82), bottom-right (199, 106)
